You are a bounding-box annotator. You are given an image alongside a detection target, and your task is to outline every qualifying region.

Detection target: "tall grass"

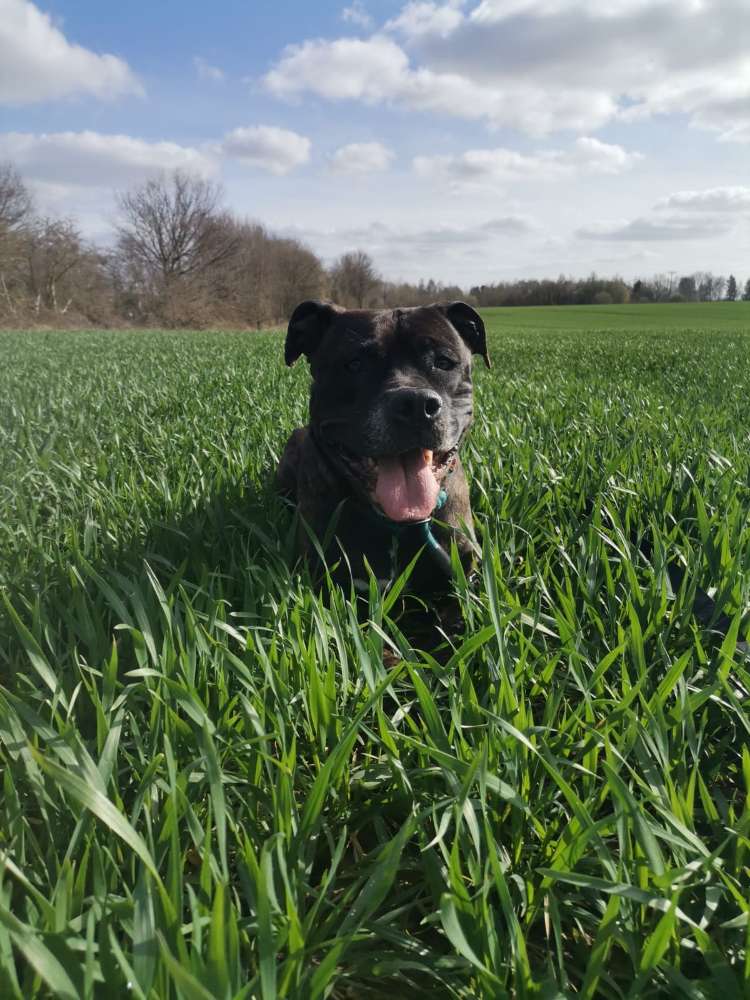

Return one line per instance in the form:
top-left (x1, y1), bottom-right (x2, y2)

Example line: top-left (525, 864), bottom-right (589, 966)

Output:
top-left (1, 311), bottom-right (749, 997)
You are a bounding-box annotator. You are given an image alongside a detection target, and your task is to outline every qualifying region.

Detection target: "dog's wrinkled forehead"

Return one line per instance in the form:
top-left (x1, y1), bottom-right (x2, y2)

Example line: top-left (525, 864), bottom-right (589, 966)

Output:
top-left (319, 307), bottom-right (466, 365)
top-left (284, 300), bottom-right (490, 370)
top-left (325, 309), bottom-right (391, 356)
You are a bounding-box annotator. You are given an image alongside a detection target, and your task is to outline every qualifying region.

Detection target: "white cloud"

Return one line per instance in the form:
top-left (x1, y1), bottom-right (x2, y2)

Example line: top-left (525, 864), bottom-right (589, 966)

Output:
top-left (194, 56), bottom-right (225, 82)
top-left (282, 214), bottom-right (536, 282)
top-left (718, 123), bottom-right (750, 145)
top-left (264, 1), bottom-right (750, 138)
top-left (1, 126), bottom-right (312, 197)
top-left (480, 217), bottom-right (533, 237)
top-left (220, 126), bottom-right (311, 174)
top-left (471, 0), bottom-right (657, 21)
top-left (0, 131), bottom-right (216, 187)
top-left (265, 36), bottom-right (409, 102)
top-left (577, 215), bottom-right (735, 242)
top-left (386, 2), bottom-right (466, 40)
top-left (299, 215), bottom-right (533, 251)
top-left (568, 137), bottom-right (643, 174)
top-left (263, 35), bottom-right (616, 134)
top-left (398, 216), bottom-right (534, 244)
top-left (329, 141), bottom-right (394, 173)
top-left (415, 148), bottom-right (537, 182)
top-left (0, 0), bottom-right (142, 104)
top-left (415, 137), bottom-right (641, 185)
top-left (576, 185), bottom-right (750, 242)
top-left (341, 1), bottom-right (373, 29)
top-left (428, 0), bottom-right (750, 138)
top-left (578, 183), bottom-right (750, 243)
top-left (655, 186), bottom-right (750, 213)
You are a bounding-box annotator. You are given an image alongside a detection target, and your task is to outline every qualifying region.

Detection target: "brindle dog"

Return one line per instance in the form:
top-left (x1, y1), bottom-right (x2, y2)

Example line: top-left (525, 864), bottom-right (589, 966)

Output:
top-left (276, 300), bottom-right (490, 594)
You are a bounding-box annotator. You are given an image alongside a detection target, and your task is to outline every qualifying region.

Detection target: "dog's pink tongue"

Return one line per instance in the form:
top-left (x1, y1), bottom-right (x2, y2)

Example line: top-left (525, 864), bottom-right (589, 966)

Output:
top-left (374, 449), bottom-right (440, 522)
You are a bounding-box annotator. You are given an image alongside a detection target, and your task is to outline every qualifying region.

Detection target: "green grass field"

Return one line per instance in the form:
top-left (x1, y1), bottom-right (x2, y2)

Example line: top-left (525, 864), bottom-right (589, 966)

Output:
top-left (1, 302), bottom-right (749, 998)
top-left (482, 301), bottom-right (750, 331)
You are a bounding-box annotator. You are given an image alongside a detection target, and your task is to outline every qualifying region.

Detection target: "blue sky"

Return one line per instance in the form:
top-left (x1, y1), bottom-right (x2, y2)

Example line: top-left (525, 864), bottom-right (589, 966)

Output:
top-left (1, 0), bottom-right (748, 285)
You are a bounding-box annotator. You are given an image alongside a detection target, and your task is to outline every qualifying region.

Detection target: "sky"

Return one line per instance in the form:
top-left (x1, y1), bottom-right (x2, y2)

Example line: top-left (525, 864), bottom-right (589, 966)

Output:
top-left (0, 0), bottom-right (748, 286)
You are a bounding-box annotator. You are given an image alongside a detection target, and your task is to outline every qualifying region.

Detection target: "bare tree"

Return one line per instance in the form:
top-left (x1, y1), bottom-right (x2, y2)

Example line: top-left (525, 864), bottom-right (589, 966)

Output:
top-left (330, 250), bottom-right (380, 308)
top-left (25, 218), bottom-right (85, 313)
top-left (650, 273), bottom-right (673, 302)
top-left (0, 163), bottom-right (33, 315)
top-left (677, 275), bottom-right (697, 301)
top-left (0, 162), bottom-right (32, 231)
top-left (115, 171), bottom-right (239, 324)
top-left (227, 220), bottom-right (275, 328)
top-left (696, 272), bottom-right (714, 301)
top-left (188, 218), bottom-right (328, 327)
top-left (271, 237), bottom-right (327, 319)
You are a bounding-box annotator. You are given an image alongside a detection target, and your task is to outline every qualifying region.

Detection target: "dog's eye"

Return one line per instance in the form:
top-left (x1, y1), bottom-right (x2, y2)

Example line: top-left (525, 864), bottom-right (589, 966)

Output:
top-left (345, 357), bottom-right (363, 373)
top-left (434, 355), bottom-right (456, 371)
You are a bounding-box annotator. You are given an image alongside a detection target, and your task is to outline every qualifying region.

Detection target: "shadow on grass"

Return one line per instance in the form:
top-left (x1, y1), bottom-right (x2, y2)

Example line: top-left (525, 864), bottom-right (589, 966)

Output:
top-left (1, 462), bottom-right (472, 693)
top-left (0, 473), bottom-right (299, 684)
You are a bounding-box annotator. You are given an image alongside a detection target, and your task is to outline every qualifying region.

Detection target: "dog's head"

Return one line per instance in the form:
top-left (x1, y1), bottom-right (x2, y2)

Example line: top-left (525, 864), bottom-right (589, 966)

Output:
top-left (285, 301), bottom-right (489, 522)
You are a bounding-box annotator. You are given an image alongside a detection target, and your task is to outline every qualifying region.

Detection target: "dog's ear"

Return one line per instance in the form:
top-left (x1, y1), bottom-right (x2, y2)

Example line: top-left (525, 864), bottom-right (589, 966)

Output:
top-left (438, 301), bottom-right (491, 369)
top-left (285, 300), bottom-right (340, 366)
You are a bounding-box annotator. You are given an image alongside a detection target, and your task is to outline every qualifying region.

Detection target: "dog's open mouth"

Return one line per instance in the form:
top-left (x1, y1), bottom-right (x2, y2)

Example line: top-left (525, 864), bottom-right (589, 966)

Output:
top-left (334, 444), bottom-right (457, 522)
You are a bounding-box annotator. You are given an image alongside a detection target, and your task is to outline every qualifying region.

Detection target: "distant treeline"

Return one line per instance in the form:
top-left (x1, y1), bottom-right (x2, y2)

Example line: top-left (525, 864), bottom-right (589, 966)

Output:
top-left (1, 162), bottom-right (747, 330)
top-left (470, 272), bottom-right (748, 308)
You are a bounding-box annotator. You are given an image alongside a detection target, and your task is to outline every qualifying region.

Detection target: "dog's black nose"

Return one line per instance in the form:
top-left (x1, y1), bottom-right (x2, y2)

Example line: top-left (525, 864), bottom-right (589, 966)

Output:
top-left (389, 388), bottom-right (443, 423)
